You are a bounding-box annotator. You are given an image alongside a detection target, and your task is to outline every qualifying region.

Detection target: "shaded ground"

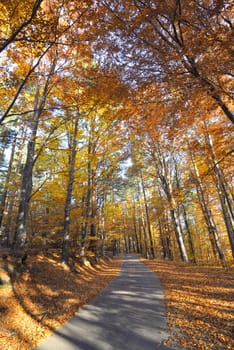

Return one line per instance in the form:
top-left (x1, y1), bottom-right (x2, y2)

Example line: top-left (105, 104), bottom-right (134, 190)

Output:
top-left (36, 254), bottom-right (178, 350)
top-left (143, 259), bottom-right (234, 350)
top-left (1, 255), bottom-right (233, 350)
top-left (0, 253), bottom-right (122, 350)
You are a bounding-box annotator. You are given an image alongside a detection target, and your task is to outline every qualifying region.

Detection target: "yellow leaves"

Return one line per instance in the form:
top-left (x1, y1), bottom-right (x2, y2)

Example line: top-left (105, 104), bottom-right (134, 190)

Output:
top-left (14, 61), bottom-right (32, 79)
top-left (0, 3), bottom-right (10, 38)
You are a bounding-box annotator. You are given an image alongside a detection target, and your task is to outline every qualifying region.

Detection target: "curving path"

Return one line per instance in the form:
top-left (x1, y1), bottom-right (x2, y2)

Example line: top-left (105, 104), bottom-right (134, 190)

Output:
top-left (35, 254), bottom-right (180, 350)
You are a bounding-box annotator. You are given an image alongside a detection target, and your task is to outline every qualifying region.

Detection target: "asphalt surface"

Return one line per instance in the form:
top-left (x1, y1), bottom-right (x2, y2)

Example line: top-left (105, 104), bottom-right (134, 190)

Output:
top-left (35, 254), bottom-right (179, 350)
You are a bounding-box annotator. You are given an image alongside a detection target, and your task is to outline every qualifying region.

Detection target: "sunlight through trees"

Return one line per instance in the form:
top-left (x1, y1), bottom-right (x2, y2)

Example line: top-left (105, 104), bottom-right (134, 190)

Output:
top-left (0, 0), bottom-right (233, 266)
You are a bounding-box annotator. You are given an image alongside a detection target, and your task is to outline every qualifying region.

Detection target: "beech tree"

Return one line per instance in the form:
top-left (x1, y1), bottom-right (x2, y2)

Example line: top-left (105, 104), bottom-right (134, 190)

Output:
top-left (202, 122), bottom-right (234, 257)
top-left (97, 0), bottom-right (234, 123)
top-left (0, 0), bottom-right (44, 53)
top-left (0, 0), bottom-right (233, 268)
top-left (14, 49), bottom-right (58, 253)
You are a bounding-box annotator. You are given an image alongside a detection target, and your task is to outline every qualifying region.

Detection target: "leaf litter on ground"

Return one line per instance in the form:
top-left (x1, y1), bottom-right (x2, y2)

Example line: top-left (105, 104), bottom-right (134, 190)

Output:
top-left (143, 259), bottom-right (234, 350)
top-left (0, 253), bottom-right (122, 350)
top-left (1, 255), bottom-right (233, 350)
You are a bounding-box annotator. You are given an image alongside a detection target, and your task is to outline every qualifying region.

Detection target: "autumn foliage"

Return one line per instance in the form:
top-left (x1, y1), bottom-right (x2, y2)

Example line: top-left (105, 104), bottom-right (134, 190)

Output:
top-left (0, 0), bottom-right (233, 266)
top-left (0, 253), bottom-right (122, 349)
top-left (144, 259), bottom-right (234, 350)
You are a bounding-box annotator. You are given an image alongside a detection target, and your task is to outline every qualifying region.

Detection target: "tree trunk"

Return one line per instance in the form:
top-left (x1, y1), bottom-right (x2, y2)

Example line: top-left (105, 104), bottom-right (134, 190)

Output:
top-left (89, 170), bottom-right (98, 256)
top-left (0, 126), bottom-right (18, 240)
top-left (204, 127), bottom-right (234, 257)
top-left (80, 194), bottom-right (89, 264)
top-left (181, 203), bottom-right (197, 264)
top-left (154, 144), bottom-right (189, 262)
top-left (140, 173), bottom-right (155, 258)
top-left (80, 139), bottom-right (92, 263)
top-left (159, 218), bottom-right (173, 260)
top-left (173, 157), bottom-right (197, 263)
top-left (14, 91), bottom-right (39, 253)
top-left (137, 192), bottom-right (149, 258)
top-left (14, 51), bottom-right (57, 255)
top-left (62, 116), bottom-right (79, 263)
top-left (169, 207), bottom-right (188, 262)
top-left (3, 128), bottom-right (27, 246)
top-left (132, 202), bottom-right (141, 254)
top-left (188, 142), bottom-right (227, 267)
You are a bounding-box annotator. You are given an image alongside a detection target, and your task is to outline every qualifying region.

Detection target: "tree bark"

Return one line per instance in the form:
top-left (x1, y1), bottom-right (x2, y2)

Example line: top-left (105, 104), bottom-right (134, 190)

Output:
top-left (132, 202), bottom-right (141, 254)
top-left (140, 172), bottom-right (155, 258)
top-left (0, 126), bottom-right (18, 237)
top-left (173, 157), bottom-right (197, 263)
top-left (80, 136), bottom-right (93, 263)
top-left (181, 203), bottom-right (197, 264)
top-left (62, 116), bottom-right (79, 263)
top-left (154, 144), bottom-right (189, 262)
top-left (137, 189), bottom-right (149, 259)
top-left (203, 127), bottom-right (234, 257)
top-left (14, 51), bottom-right (57, 255)
top-left (188, 142), bottom-right (227, 267)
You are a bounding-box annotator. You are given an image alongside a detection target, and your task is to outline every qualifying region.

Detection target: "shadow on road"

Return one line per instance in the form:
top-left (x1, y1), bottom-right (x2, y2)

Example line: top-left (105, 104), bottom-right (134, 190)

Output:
top-left (36, 254), bottom-right (180, 350)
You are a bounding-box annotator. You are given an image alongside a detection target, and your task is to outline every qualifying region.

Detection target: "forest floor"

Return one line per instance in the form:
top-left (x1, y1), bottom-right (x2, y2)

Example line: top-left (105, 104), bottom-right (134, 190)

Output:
top-left (0, 255), bottom-right (233, 350)
top-left (0, 253), bottom-right (122, 350)
top-left (144, 259), bottom-right (234, 350)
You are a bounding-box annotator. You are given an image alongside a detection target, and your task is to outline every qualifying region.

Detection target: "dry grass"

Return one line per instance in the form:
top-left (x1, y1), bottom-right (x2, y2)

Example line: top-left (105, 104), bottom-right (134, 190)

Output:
top-left (0, 253), bottom-right (122, 350)
top-left (143, 259), bottom-right (234, 350)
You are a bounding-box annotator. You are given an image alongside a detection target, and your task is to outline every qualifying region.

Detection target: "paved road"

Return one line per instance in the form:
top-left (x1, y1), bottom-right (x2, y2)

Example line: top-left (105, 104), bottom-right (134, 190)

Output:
top-left (35, 254), bottom-right (179, 350)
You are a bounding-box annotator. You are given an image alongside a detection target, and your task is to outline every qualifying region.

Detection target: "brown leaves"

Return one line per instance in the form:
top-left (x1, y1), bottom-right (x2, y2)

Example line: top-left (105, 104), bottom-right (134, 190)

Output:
top-left (144, 259), bottom-right (234, 350)
top-left (0, 254), bottom-right (122, 350)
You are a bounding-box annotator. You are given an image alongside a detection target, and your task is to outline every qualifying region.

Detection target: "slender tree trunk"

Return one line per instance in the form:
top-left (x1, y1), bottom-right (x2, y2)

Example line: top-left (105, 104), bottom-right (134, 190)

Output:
top-left (89, 170), bottom-right (98, 257)
top-left (173, 157), bottom-right (197, 263)
top-left (137, 219), bottom-right (145, 257)
top-left (188, 142), bottom-right (227, 267)
top-left (155, 144), bottom-right (189, 262)
top-left (204, 127), bottom-right (234, 257)
top-left (3, 127), bottom-right (27, 246)
top-left (132, 202), bottom-right (141, 254)
top-left (123, 225), bottom-right (129, 253)
top-left (137, 193), bottom-right (149, 258)
top-left (100, 212), bottom-right (106, 257)
top-left (158, 219), bottom-right (167, 259)
top-left (80, 139), bottom-right (92, 263)
top-left (14, 51), bottom-right (57, 255)
top-left (165, 211), bottom-right (174, 260)
top-left (140, 173), bottom-right (155, 258)
top-left (62, 116), bottom-right (79, 263)
top-left (14, 90), bottom-right (39, 253)
top-left (0, 126), bottom-right (18, 238)
top-left (181, 203), bottom-right (197, 264)
top-left (80, 195), bottom-right (88, 262)
top-left (169, 207), bottom-right (188, 262)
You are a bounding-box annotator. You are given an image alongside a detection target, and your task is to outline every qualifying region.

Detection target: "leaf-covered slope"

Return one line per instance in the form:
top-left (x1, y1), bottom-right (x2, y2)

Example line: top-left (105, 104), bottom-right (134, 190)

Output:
top-left (0, 254), bottom-right (122, 350)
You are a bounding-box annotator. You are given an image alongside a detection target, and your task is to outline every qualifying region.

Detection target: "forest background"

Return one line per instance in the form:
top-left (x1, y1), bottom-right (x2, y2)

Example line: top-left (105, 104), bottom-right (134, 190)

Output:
top-left (0, 0), bottom-right (233, 267)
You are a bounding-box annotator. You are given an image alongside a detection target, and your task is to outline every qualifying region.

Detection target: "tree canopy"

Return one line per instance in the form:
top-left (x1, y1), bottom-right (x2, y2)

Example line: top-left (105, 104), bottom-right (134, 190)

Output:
top-left (0, 0), bottom-right (233, 266)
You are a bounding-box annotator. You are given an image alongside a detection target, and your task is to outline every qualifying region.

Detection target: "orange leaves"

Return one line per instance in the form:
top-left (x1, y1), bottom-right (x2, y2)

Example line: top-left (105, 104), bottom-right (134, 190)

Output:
top-left (0, 254), bottom-right (122, 350)
top-left (144, 259), bottom-right (234, 350)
